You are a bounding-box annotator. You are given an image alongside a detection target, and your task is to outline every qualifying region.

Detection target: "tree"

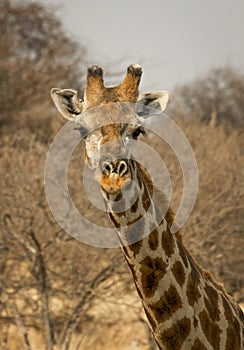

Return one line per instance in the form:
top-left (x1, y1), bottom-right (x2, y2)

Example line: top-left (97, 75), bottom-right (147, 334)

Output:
top-left (0, 0), bottom-right (86, 132)
top-left (169, 67), bottom-right (244, 128)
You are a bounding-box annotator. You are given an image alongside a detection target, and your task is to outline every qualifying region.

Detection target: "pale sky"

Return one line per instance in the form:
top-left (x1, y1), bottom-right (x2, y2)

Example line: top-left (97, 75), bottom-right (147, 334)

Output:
top-left (37, 0), bottom-right (244, 91)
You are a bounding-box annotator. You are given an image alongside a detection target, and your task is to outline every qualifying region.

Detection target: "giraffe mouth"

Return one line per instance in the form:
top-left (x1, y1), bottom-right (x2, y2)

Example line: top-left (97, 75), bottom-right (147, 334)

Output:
top-left (100, 172), bottom-right (132, 195)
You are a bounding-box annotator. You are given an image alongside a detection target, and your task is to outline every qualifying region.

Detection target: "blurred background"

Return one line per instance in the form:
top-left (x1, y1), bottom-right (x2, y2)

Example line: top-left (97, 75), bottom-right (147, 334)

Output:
top-left (0, 0), bottom-right (243, 349)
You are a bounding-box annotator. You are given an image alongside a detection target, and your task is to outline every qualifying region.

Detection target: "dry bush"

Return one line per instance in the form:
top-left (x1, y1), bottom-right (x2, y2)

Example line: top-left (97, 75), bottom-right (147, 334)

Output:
top-left (181, 123), bottom-right (244, 300)
top-left (168, 67), bottom-right (244, 128)
top-left (0, 0), bottom-right (86, 137)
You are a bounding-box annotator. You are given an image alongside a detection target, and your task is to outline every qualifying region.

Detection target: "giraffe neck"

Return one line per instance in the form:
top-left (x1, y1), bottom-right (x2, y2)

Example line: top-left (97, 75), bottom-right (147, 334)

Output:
top-left (103, 160), bottom-right (244, 350)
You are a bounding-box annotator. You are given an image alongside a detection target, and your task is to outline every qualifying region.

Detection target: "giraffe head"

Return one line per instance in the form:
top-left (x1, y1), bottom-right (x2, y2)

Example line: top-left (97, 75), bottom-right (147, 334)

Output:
top-left (51, 65), bottom-right (169, 195)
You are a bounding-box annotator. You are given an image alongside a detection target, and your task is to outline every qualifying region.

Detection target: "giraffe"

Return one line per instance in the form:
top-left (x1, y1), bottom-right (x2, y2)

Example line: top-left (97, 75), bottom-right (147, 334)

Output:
top-left (51, 65), bottom-right (244, 350)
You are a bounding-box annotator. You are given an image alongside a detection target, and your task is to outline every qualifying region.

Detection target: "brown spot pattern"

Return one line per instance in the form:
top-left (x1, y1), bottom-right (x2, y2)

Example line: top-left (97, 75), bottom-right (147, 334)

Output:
top-left (109, 213), bottom-right (120, 228)
top-left (187, 252), bottom-right (201, 284)
top-left (114, 192), bottom-right (122, 201)
top-left (127, 214), bottom-right (143, 226)
top-left (142, 187), bottom-right (151, 211)
top-left (137, 171), bottom-right (143, 189)
top-left (204, 284), bottom-right (220, 322)
top-left (199, 309), bottom-right (221, 349)
top-left (149, 285), bottom-right (182, 323)
top-left (128, 239), bottom-right (142, 256)
top-left (192, 339), bottom-right (208, 350)
top-left (164, 207), bottom-right (175, 229)
top-left (172, 261), bottom-right (185, 287)
top-left (126, 216), bottom-right (144, 254)
top-left (222, 294), bottom-right (233, 318)
top-left (130, 197), bottom-right (139, 213)
top-left (161, 228), bottom-right (175, 257)
top-left (225, 316), bottom-right (241, 350)
top-left (161, 316), bottom-right (191, 350)
top-left (177, 240), bottom-right (189, 268)
top-left (115, 199), bottom-right (126, 217)
top-left (148, 228), bottom-right (159, 251)
top-left (140, 256), bottom-right (167, 298)
top-left (222, 295), bottom-right (242, 349)
top-left (186, 271), bottom-right (201, 306)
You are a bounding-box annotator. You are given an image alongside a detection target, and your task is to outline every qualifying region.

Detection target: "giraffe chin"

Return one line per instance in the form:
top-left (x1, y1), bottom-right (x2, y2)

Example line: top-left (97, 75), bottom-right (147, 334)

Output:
top-left (100, 174), bottom-right (131, 195)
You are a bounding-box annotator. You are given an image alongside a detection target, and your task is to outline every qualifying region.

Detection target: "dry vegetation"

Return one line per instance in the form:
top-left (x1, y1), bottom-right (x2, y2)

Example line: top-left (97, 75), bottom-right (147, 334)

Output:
top-left (0, 1), bottom-right (243, 349)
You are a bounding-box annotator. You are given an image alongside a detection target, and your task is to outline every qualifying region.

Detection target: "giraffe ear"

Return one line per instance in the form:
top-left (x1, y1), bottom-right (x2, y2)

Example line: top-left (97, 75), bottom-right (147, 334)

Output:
top-left (50, 88), bottom-right (83, 121)
top-left (136, 91), bottom-right (169, 117)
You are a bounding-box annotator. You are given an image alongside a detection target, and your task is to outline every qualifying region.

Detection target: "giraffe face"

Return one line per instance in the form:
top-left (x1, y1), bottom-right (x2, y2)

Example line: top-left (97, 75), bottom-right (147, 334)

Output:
top-left (90, 124), bottom-right (145, 195)
top-left (50, 65), bottom-right (169, 194)
top-left (80, 103), bottom-right (146, 194)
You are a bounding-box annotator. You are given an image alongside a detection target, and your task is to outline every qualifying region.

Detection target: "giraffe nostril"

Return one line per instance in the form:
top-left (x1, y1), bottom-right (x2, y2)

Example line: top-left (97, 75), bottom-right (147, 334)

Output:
top-left (102, 160), bottom-right (128, 176)
top-left (117, 161), bottom-right (128, 176)
top-left (102, 162), bottom-right (113, 175)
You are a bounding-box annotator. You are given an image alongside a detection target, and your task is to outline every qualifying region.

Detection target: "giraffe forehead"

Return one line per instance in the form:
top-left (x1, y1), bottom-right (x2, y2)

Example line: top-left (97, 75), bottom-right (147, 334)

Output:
top-left (78, 102), bottom-right (140, 131)
top-left (100, 123), bottom-right (136, 143)
top-left (100, 124), bottom-right (122, 141)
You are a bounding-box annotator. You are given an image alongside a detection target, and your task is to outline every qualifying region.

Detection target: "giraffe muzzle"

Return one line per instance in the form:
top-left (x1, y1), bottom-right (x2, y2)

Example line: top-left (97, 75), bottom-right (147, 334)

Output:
top-left (100, 160), bottom-right (131, 194)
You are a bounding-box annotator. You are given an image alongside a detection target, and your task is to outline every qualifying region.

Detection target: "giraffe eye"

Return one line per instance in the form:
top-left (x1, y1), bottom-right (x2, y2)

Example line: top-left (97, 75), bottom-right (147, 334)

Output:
top-left (132, 127), bottom-right (146, 139)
